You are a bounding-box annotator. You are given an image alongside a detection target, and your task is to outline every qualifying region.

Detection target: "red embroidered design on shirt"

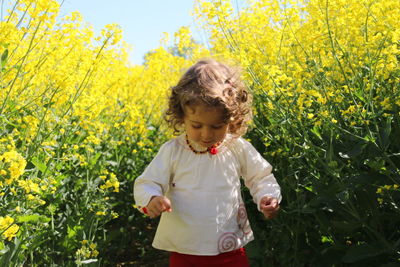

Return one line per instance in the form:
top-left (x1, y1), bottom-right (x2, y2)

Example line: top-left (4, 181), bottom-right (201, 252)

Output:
top-left (217, 203), bottom-right (252, 253)
top-left (218, 232), bottom-right (239, 253)
top-left (237, 204), bottom-right (251, 235)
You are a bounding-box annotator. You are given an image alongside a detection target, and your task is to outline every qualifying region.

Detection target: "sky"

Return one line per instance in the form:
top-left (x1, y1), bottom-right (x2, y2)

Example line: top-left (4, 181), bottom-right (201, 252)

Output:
top-left (59, 0), bottom-right (206, 65)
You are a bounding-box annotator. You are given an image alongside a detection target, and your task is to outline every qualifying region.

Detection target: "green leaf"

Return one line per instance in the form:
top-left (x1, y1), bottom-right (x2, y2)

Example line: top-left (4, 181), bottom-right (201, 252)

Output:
top-left (67, 225), bottom-right (82, 239)
top-left (378, 117), bottom-right (392, 151)
top-left (339, 141), bottom-right (367, 159)
top-left (305, 186), bottom-right (314, 192)
top-left (31, 157), bottom-right (47, 173)
top-left (380, 263), bottom-right (400, 267)
top-left (330, 220), bottom-right (360, 233)
top-left (0, 49), bottom-right (8, 72)
top-left (17, 214), bottom-right (51, 223)
top-left (0, 241), bottom-right (8, 255)
top-left (89, 152), bottom-right (102, 166)
top-left (354, 88), bottom-right (366, 102)
top-left (321, 235), bottom-right (334, 243)
top-left (1, 49), bottom-right (8, 62)
top-left (311, 125), bottom-right (322, 140)
top-left (319, 245), bottom-right (347, 266)
top-left (342, 244), bottom-right (382, 263)
top-left (67, 225), bottom-right (76, 238)
top-left (336, 190), bottom-right (349, 204)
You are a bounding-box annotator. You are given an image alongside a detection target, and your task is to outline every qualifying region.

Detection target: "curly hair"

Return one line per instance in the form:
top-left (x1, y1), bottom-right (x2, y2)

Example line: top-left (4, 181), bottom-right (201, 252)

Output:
top-left (165, 59), bottom-right (252, 137)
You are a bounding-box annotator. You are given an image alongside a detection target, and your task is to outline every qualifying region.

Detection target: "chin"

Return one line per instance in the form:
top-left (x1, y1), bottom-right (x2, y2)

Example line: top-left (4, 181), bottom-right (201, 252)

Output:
top-left (201, 142), bottom-right (214, 147)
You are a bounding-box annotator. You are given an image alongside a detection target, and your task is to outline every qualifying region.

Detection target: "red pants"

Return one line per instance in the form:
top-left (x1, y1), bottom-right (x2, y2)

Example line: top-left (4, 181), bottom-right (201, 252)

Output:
top-left (169, 248), bottom-right (250, 267)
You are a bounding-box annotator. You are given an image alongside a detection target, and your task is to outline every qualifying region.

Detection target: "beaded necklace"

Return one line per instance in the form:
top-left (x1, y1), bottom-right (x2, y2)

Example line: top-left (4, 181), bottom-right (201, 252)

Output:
top-left (185, 134), bottom-right (222, 155)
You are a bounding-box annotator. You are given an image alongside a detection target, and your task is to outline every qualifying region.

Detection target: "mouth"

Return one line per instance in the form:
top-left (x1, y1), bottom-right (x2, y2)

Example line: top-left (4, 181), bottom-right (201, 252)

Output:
top-left (201, 141), bottom-right (214, 146)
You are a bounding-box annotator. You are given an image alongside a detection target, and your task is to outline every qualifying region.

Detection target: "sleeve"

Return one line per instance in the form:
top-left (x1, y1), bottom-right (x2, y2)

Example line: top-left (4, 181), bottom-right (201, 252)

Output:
top-left (133, 140), bottom-right (175, 211)
top-left (235, 138), bottom-right (282, 211)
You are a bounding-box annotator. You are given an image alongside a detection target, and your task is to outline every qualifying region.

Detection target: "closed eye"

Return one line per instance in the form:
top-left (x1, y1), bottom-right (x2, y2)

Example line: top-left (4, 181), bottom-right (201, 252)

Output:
top-left (191, 124), bottom-right (202, 129)
top-left (211, 125), bottom-right (224, 129)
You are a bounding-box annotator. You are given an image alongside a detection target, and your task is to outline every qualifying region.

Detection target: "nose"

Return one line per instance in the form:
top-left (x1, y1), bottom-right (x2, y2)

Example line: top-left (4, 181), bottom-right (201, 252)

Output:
top-left (201, 127), bottom-right (214, 141)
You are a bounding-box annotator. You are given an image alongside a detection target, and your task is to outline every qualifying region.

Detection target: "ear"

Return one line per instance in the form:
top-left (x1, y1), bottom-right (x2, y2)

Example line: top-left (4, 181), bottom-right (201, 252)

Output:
top-left (228, 122), bottom-right (236, 134)
top-left (228, 118), bottom-right (243, 134)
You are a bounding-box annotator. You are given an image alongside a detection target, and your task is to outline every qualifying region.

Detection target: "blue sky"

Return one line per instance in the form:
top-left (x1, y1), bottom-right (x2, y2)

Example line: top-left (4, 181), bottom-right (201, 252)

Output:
top-left (59, 0), bottom-right (205, 65)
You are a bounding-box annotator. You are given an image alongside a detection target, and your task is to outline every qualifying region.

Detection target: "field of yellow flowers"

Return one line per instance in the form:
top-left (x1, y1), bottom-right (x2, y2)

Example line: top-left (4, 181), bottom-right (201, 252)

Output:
top-left (1, 0), bottom-right (399, 266)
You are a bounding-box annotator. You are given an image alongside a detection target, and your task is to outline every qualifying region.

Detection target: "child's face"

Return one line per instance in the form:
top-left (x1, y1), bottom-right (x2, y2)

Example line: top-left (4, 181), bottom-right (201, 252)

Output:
top-left (184, 104), bottom-right (229, 148)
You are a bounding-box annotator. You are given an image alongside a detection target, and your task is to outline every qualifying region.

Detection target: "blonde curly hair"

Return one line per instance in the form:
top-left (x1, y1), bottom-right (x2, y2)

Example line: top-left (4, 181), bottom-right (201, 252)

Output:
top-left (165, 59), bottom-right (252, 137)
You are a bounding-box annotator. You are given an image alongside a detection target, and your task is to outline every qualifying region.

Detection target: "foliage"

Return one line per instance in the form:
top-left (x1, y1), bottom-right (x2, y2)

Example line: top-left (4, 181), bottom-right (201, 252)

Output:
top-left (0, 0), bottom-right (203, 265)
top-left (0, 0), bottom-right (399, 265)
top-left (194, 0), bottom-right (400, 265)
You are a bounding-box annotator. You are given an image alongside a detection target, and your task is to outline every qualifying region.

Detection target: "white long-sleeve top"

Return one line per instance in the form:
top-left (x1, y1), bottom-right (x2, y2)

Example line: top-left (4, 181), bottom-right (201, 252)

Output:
top-left (134, 134), bottom-right (281, 255)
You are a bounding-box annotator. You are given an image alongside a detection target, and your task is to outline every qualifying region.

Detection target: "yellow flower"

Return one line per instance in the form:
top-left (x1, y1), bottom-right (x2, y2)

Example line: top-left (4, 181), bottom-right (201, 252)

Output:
top-left (100, 173), bottom-right (119, 192)
top-left (18, 180), bottom-right (41, 194)
top-left (91, 250), bottom-right (99, 257)
top-left (383, 185), bottom-right (392, 190)
top-left (0, 216), bottom-right (14, 230)
top-left (3, 224), bottom-right (19, 241)
top-left (380, 97), bottom-right (391, 110)
top-left (0, 216), bottom-right (19, 241)
top-left (1, 151), bottom-right (27, 183)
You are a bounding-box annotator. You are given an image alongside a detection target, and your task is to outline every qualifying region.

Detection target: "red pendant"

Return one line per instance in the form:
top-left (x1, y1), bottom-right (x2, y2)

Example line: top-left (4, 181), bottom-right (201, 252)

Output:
top-left (185, 134), bottom-right (221, 155)
top-left (209, 147), bottom-right (218, 155)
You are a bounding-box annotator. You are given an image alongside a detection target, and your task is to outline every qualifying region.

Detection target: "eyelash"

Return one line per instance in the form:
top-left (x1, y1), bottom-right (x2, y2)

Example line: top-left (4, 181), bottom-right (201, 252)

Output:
top-left (191, 125), bottom-right (223, 129)
top-left (211, 125), bottom-right (223, 129)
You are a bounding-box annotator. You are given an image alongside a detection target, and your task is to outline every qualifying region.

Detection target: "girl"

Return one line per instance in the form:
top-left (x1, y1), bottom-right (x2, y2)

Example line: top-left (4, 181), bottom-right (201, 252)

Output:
top-left (134, 59), bottom-right (281, 267)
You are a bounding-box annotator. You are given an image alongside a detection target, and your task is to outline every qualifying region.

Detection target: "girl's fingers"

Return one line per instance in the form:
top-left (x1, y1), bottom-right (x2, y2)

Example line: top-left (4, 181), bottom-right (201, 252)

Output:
top-left (262, 200), bottom-right (280, 219)
top-left (161, 197), bottom-right (172, 212)
top-left (261, 196), bottom-right (276, 206)
top-left (144, 196), bottom-right (173, 218)
top-left (148, 207), bottom-right (162, 218)
top-left (261, 197), bottom-right (279, 210)
top-left (265, 202), bottom-right (279, 211)
top-left (153, 198), bottom-right (172, 215)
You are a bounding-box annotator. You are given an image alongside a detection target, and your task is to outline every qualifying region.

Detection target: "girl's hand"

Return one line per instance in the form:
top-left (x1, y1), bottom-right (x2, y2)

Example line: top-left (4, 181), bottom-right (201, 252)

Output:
top-left (145, 196), bottom-right (172, 218)
top-left (260, 196), bottom-right (280, 219)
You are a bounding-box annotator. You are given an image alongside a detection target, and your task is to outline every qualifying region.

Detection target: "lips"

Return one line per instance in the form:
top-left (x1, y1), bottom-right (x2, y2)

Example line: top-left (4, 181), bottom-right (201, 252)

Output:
top-left (201, 141), bottom-right (214, 146)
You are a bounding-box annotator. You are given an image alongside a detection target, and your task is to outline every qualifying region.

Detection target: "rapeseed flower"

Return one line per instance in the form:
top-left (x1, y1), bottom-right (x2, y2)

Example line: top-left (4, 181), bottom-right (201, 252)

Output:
top-left (0, 151), bottom-right (27, 184)
top-left (0, 216), bottom-right (19, 241)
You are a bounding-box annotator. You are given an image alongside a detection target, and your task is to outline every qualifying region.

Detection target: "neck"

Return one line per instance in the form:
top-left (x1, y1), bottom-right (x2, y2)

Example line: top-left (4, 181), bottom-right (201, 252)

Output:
top-left (185, 135), bottom-right (221, 155)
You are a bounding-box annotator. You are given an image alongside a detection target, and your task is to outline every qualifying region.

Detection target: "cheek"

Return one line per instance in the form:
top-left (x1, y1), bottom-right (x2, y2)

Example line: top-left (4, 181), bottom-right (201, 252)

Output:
top-left (185, 126), bottom-right (198, 138)
top-left (183, 121), bottom-right (192, 133)
top-left (217, 127), bottom-right (229, 138)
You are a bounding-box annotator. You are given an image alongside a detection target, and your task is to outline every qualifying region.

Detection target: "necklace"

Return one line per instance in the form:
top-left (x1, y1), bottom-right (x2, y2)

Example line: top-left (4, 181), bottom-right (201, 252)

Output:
top-left (185, 135), bottom-right (222, 155)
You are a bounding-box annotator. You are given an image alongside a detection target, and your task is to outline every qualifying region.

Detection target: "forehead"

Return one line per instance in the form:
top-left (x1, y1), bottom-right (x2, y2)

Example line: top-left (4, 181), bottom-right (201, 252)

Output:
top-left (184, 105), bottom-right (226, 124)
